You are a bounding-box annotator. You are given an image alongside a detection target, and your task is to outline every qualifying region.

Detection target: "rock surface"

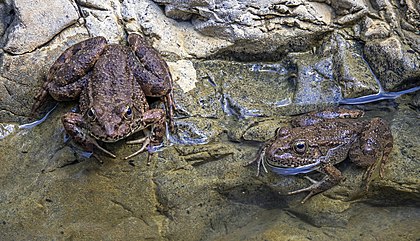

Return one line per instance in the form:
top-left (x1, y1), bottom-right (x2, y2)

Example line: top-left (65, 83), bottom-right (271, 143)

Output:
top-left (0, 0), bottom-right (419, 240)
top-left (2, 0), bottom-right (79, 54)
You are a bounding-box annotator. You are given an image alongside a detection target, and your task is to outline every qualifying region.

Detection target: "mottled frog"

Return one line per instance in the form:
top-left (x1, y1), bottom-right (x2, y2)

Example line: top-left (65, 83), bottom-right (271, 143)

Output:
top-left (32, 34), bottom-right (175, 160)
top-left (251, 108), bottom-right (393, 203)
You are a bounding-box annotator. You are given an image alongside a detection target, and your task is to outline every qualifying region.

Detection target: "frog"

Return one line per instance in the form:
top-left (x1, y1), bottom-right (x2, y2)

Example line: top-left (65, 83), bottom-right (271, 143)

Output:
top-left (31, 33), bottom-right (175, 160)
top-left (250, 108), bottom-right (393, 203)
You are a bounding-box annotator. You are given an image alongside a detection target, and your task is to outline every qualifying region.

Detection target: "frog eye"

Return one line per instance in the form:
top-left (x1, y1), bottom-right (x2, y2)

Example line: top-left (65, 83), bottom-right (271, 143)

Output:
top-left (86, 108), bottom-right (96, 121)
top-left (123, 106), bottom-right (133, 120)
top-left (293, 140), bottom-right (307, 154)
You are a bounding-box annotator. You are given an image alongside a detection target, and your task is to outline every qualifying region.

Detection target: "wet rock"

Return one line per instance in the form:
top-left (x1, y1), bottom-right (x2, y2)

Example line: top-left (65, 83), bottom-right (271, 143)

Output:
top-left (0, 76), bottom-right (34, 123)
top-left (169, 60), bottom-right (198, 93)
top-left (194, 60), bottom-right (297, 118)
top-left (0, 0), bottom-right (420, 240)
top-left (410, 91), bottom-right (420, 109)
top-left (170, 117), bottom-right (226, 145)
top-left (361, 17), bottom-right (391, 40)
top-left (2, 0), bottom-right (79, 54)
top-left (152, 141), bottom-right (272, 241)
top-left (0, 107), bottom-right (164, 240)
top-left (368, 100), bottom-right (420, 204)
top-left (217, 205), bottom-right (420, 240)
top-left (400, 0), bottom-right (420, 32)
top-left (330, 34), bottom-right (380, 97)
top-left (171, 60), bottom-right (222, 119)
top-left (324, 0), bottom-right (368, 24)
top-left (0, 123), bottom-right (16, 139)
top-left (364, 37), bottom-right (420, 91)
top-left (291, 52), bottom-right (341, 109)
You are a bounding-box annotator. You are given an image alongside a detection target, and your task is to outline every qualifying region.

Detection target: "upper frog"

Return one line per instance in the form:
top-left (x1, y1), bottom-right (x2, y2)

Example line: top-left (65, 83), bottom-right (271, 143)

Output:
top-left (31, 34), bottom-right (175, 160)
top-left (251, 108), bottom-right (393, 203)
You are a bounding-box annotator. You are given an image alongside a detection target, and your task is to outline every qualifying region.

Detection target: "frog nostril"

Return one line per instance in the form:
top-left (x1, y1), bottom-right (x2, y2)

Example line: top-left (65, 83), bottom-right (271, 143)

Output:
top-left (273, 149), bottom-right (282, 156)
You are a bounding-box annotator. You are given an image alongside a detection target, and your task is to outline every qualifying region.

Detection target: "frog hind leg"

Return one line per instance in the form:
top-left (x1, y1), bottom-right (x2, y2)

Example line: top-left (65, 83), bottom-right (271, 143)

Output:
top-left (31, 37), bottom-right (107, 114)
top-left (62, 112), bottom-right (116, 159)
top-left (288, 164), bottom-right (343, 203)
top-left (349, 118), bottom-right (393, 190)
top-left (128, 33), bottom-right (175, 130)
top-left (48, 73), bottom-right (91, 102)
top-left (32, 73), bottom-right (91, 117)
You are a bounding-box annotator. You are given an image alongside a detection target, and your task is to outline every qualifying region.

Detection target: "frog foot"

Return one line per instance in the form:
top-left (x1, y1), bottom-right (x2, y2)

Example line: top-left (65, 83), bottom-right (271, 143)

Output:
top-left (288, 176), bottom-right (325, 203)
top-left (124, 136), bottom-right (151, 160)
top-left (93, 141), bottom-right (117, 159)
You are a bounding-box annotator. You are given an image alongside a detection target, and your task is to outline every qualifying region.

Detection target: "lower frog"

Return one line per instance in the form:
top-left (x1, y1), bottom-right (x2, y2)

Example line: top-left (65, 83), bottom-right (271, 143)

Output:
top-left (250, 108), bottom-right (393, 203)
top-left (31, 33), bottom-right (174, 160)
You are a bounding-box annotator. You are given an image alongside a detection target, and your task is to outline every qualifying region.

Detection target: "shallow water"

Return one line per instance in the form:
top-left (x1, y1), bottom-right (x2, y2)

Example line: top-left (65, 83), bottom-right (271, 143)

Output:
top-left (0, 93), bottom-right (419, 240)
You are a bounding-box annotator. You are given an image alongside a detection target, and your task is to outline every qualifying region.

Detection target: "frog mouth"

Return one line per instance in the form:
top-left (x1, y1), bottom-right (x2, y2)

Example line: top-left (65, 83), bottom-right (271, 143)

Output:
top-left (264, 154), bottom-right (321, 176)
top-left (89, 129), bottom-right (140, 143)
top-left (88, 122), bottom-right (147, 143)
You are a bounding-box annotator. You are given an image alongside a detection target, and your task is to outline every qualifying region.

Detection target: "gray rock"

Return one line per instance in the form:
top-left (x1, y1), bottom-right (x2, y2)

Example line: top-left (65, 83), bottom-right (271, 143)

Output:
top-left (330, 34), bottom-right (380, 97)
top-left (155, 0), bottom-right (334, 55)
top-left (364, 37), bottom-right (420, 91)
top-left (0, 1), bottom-right (13, 37)
top-left (77, 0), bottom-right (126, 43)
top-left (2, 0), bottom-right (79, 54)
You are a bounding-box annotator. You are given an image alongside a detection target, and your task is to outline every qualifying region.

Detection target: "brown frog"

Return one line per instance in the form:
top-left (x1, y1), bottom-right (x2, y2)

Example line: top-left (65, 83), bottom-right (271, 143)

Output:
top-left (251, 108), bottom-right (393, 203)
top-left (31, 33), bottom-right (175, 160)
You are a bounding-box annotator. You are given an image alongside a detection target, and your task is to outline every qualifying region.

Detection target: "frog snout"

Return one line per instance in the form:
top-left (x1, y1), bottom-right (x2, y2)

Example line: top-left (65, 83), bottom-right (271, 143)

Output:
top-left (104, 123), bottom-right (117, 137)
top-left (270, 148), bottom-right (292, 159)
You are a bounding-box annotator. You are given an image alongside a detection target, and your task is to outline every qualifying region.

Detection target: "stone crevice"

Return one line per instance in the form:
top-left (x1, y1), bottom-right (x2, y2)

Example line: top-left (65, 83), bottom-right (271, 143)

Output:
top-left (75, 0), bottom-right (109, 12)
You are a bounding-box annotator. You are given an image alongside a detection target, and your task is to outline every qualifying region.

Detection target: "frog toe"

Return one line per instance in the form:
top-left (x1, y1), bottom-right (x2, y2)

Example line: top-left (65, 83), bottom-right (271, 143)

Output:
top-left (288, 185), bottom-right (319, 204)
top-left (124, 137), bottom-right (151, 160)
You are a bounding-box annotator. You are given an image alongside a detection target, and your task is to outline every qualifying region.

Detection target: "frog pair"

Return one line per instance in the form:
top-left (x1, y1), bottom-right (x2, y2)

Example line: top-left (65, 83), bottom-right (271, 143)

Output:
top-left (32, 35), bottom-right (394, 203)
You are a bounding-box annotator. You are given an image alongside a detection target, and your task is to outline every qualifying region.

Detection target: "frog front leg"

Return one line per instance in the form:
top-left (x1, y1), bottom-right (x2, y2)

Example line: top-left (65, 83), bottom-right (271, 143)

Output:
top-left (124, 109), bottom-right (166, 160)
top-left (288, 164), bottom-right (344, 203)
top-left (62, 112), bottom-right (116, 159)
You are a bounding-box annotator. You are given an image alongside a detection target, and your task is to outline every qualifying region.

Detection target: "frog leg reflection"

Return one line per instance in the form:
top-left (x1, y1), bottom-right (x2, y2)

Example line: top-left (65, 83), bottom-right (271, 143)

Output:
top-left (62, 112), bottom-right (116, 158)
top-left (124, 109), bottom-right (166, 160)
top-left (245, 143), bottom-right (269, 176)
top-left (288, 164), bottom-right (343, 203)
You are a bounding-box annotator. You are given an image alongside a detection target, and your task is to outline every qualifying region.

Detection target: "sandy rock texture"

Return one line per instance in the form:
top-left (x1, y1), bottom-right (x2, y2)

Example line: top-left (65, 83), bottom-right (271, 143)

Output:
top-left (0, 0), bottom-right (419, 240)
